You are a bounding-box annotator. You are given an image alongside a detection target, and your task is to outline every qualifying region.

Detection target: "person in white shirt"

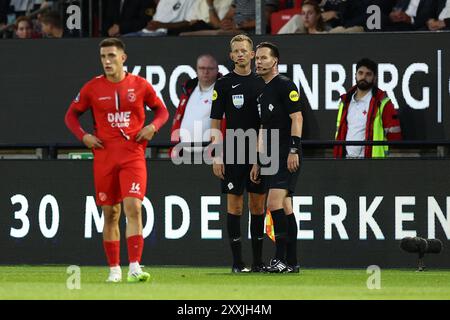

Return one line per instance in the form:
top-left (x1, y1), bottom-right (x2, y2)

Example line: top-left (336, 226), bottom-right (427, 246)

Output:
top-left (334, 58), bottom-right (402, 158)
top-left (170, 54), bottom-right (220, 160)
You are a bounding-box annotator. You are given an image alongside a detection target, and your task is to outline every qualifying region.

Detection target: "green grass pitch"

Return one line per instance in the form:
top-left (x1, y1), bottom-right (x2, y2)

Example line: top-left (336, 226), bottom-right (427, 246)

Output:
top-left (0, 266), bottom-right (449, 300)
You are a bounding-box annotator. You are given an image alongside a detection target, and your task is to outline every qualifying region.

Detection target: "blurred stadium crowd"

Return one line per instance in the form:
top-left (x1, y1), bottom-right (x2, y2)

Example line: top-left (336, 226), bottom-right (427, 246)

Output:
top-left (0, 0), bottom-right (449, 39)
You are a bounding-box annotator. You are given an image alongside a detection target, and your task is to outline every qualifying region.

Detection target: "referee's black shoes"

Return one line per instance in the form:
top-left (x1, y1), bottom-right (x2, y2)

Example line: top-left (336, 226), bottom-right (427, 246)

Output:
top-left (266, 259), bottom-right (288, 273)
top-left (251, 263), bottom-right (268, 273)
top-left (286, 264), bottom-right (300, 273)
top-left (232, 264), bottom-right (251, 273)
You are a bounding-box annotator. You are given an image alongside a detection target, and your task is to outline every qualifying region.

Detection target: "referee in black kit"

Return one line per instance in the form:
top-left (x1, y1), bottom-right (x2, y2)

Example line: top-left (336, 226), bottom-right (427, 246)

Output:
top-left (250, 42), bottom-right (303, 273)
top-left (210, 35), bottom-right (268, 273)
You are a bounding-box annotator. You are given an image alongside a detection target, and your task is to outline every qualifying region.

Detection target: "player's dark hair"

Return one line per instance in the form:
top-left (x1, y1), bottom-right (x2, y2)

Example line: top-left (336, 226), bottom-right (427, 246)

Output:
top-left (356, 58), bottom-right (377, 75)
top-left (256, 42), bottom-right (280, 61)
top-left (99, 38), bottom-right (126, 51)
top-left (39, 10), bottom-right (62, 29)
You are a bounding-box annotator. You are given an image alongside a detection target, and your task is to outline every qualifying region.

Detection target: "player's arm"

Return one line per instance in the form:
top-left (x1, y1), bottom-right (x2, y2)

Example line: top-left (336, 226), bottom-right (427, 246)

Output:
top-left (136, 83), bottom-right (169, 142)
top-left (210, 84), bottom-right (225, 179)
top-left (64, 88), bottom-right (104, 149)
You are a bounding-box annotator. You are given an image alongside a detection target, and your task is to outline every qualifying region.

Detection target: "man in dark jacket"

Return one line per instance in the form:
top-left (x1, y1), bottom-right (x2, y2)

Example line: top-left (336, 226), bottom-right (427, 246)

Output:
top-left (103, 0), bottom-right (156, 37)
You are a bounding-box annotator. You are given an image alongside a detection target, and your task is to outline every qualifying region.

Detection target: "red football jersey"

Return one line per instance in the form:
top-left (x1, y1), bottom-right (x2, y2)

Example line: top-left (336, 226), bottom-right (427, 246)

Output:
top-left (67, 73), bottom-right (166, 143)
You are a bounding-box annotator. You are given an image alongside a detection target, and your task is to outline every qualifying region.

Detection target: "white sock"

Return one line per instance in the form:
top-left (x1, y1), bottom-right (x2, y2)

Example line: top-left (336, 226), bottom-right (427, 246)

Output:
top-left (110, 266), bottom-right (121, 274)
top-left (129, 262), bottom-right (141, 274)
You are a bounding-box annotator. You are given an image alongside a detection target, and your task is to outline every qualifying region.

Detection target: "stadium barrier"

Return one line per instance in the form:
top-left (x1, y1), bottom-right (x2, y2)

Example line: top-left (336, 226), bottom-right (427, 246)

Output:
top-left (1, 32), bottom-right (449, 146)
top-left (1, 158), bottom-right (449, 268)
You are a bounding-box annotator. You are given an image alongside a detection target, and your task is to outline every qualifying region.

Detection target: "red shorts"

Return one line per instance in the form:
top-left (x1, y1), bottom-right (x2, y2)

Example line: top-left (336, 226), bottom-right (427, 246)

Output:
top-left (92, 140), bottom-right (147, 206)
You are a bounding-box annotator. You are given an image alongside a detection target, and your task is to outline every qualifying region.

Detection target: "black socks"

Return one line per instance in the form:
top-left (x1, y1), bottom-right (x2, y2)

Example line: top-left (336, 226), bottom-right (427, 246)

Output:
top-left (286, 213), bottom-right (298, 266)
top-left (227, 213), bottom-right (242, 266)
top-left (271, 208), bottom-right (287, 261)
top-left (250, 214), bottom-right (265, 266)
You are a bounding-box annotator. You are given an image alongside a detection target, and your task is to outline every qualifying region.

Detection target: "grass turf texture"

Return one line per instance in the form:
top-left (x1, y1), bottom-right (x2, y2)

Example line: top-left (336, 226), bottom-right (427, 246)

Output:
top-left (0, 266), bottom-right (449, 300)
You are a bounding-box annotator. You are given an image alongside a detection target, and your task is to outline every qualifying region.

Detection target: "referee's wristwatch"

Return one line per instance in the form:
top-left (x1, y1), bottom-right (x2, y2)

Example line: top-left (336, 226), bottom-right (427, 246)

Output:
top-left (289, 147), bottom-right (299, 154)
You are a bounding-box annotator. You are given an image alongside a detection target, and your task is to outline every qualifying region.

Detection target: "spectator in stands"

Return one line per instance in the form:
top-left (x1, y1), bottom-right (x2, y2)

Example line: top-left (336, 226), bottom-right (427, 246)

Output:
top-left (334, 58), bottom-right (402, 159)
top-left (219, 0), bottom-right (279, 33)
top-left (178, 0), bottom-right (234, 34)
top-left (102, 0), bottom-right (156, 37)
top-left (427, 0), bottom-right (450, 31)
top-left (278, 0), bottom-right (364, 34)
top-left (125, 0), bottom-right (198, 36)
top-left (180, 0), bottom-right (279, 35)
top-left (39, 10), bottom-right (65, 38)
top-left (388, 0), bottom-right (436, 31)
top-left (9, 0), bottom-right (52, 17)
top-left (170, 54), bottom-right (220, 159)
top-left (146, 0), bottom-right (233, 36)
top-left (14, 15), bottom-right (32, 38)
top-left (300, 0), bottom-right (328, 33)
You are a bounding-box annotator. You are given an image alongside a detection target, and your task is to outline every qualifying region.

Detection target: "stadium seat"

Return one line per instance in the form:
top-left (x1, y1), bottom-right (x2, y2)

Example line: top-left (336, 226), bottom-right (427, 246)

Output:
top-left (270, 0), bottom-right (303, 34)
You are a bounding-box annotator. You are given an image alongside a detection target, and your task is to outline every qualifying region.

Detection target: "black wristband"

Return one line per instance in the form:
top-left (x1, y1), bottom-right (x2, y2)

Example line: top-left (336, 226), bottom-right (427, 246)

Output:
top-left (290, 136), bottom-right (302, 149)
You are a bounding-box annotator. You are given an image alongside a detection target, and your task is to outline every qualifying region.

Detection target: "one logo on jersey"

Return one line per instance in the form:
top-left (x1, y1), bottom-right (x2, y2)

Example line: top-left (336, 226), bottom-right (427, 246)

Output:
top-left (289, 90), bottom-right (299, 102)
top-left (130, 182), bottom-right (141, 194)
top-left (257, 104), bottom-right (262, 117)
top-left (107, 111), bottom-right (131, 128)
top-left (127, 92), bottom-right (136, 102)
top-left (227, 182), bottom-right (234, 190)
top-left (212, 90), bottom-right (218, 101)
top-left (74, 92), bottom-right (80, 103)
top-left (269, 104), bottom-right (275, 112)
top-left (99, 192), bottom-right (107, 202)
top-left (232, 94), bottom-right (244, 109)
top-left (232, 84), bottom-right (241, 89)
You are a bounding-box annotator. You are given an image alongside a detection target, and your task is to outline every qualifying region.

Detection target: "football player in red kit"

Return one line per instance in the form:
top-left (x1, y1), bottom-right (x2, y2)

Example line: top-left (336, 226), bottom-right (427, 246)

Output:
top-left (65, 38), bottom-right (169, 283)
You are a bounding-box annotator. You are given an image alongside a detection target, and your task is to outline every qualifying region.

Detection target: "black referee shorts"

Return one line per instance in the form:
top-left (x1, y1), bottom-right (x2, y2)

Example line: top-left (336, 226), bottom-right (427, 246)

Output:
top-left (221, 164), bottom-right (267, 195)
top-left (263, 155), bottom-right (301, 196)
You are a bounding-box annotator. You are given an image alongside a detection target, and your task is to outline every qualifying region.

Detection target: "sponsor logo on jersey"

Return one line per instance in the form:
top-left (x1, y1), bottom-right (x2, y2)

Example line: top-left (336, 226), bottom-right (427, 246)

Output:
top-left (289, 90), bottom-right (299, 102)
top-left (232, 94), bottom-right (244, 109)
top-left (212, 90), bottom-right (218, 101)
top-left (107, 111), bottom-right (131, 128)
top-left (127, 92), bottom-right (136, 102)
top-left (269, 104), bottom-right (275, 112)
top-left (99, 192), bottom-right (107, 202)
top-left (232, 84), bottom-right (241, 89)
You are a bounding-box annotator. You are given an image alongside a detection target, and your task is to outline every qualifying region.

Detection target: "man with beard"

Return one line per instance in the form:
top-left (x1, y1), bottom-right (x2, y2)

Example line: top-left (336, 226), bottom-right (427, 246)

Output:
top-left (334, 58), bottom-right (402, 158)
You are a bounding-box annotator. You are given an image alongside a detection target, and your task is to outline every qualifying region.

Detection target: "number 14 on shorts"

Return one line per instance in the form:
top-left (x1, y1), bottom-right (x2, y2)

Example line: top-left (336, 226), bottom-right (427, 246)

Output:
top-left (130, 182), bottom-right (140, 193)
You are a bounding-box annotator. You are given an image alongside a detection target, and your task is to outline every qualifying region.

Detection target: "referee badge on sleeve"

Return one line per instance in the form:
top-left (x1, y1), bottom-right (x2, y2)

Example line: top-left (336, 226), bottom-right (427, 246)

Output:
top-left (232, 94), bottom-right (244, 109)
top-left (212, 90), bottom-right (218, 101)
top-left (289, 90), bottom-right (299, 102)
